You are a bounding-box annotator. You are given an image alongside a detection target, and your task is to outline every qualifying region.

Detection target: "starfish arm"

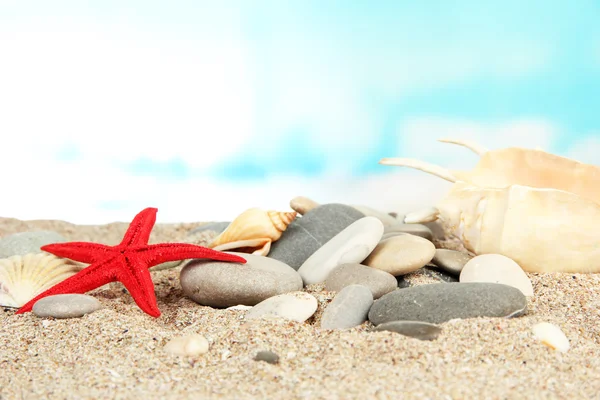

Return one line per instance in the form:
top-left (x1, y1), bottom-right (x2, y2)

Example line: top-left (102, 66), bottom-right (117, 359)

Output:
top-left (139, 243), bottom-right (247, 265)
top-left (42, 242), bottom-right (116, 264)
top-left (16, 259), bottom-right (117, 314)
top-left (119, 207), bottom-right (158, 247)
top-left (117, 256), bottom-right (161, 318)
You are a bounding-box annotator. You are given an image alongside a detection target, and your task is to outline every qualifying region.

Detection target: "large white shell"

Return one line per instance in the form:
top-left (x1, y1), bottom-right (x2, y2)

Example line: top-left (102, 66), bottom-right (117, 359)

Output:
top-left (0, 253), bottom-right (84, 308)
top-left (380, 138), bottom-right (600, 273)
top-left (208, 208), bottom-right (297, 256)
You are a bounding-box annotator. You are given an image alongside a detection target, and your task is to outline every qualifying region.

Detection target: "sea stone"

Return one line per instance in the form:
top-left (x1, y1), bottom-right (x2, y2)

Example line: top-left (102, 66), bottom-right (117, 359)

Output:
top-left (298, 217), bottom-right (384, 285)
top-left (432, 249), bottom-right (473, 275)
top-left (254, 350), bottom-right (280, 364)
top-left (267, 203), bottom-right (365, 270)
top-left (383, 224), bottom-right (433, 241)
top-left (164, 334), bottom-right (210, 357)
top-left (325, 263), bottom-right (397, 299)
top-left (180, 252), bottom-right (303, 308)
top-left (32, 294), bottom-right (102, 319)
top-left (188, 221), bottom-right (231, 236)
top-left (289, 196), bottom-right (320, 215)
top-left (373, 320), bottom-right (442, 341)
top-left (351, 205), bottom-right (399, 226)
top-left (364, 235), bottom-right (436, 276)
top-left (245, 292), bottom-right (318, 322)
top-left (0, 231), bottom-right (67, 258)
top-left (320, 284), bottom-right (373, 329)
top-left (460, 254), bottom-right (534, 296)
top-left (368, 282), bottom-right (528, 325)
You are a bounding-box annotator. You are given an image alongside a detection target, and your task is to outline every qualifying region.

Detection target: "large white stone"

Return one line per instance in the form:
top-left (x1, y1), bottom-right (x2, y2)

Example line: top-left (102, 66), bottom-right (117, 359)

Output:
top-left (459, 254), bottom-right (534, 296)
top-left (298, 217), bottom-right (384, 285)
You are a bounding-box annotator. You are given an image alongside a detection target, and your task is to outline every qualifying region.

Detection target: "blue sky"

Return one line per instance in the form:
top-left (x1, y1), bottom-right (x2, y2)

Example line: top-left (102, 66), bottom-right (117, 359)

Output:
top-left (0, 1), bottom-right (599, 222)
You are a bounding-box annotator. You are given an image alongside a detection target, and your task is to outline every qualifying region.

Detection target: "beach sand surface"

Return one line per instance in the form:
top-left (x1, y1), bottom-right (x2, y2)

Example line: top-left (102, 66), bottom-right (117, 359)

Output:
top-left (1, 216), bottom-right (599, 399)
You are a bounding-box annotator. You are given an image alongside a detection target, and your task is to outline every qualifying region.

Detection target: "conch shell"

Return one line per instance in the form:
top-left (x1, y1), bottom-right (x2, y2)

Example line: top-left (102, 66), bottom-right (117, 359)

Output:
top-left (0, 253), bottom-right (84, 308)
top-left (208, 208), bottom-right (297, 256)
top-left (380, 138), bottom-right (600, 273)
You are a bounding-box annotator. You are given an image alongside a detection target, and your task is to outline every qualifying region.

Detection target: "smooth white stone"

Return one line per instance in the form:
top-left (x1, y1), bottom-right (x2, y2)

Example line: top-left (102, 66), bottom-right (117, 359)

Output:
top-left (298, 217), bottom-right (384, 285)
top-left (532, 322), bottom-right (570, 352)
top-left (245, 292), bottom-right (318, 323)
top-left (164, 334), bottom-right (210, 357)
top-left (460, 254), bottom-right (534, 296)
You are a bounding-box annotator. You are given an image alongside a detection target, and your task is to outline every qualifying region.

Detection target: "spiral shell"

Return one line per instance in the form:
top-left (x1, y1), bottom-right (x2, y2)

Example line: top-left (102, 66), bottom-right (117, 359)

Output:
top-left (208, 208), bottom-right (297, 256)
top-left (0, 253), bottom-right (84, 308)
top-left (380, 137), bottom-right (600, 273)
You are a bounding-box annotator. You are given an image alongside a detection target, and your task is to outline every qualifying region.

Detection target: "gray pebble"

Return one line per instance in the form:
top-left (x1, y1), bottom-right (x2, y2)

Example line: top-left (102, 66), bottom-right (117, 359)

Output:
top-left (188, 221), bottom-right (231, 236)
top-left (254, 350), bottom-right (280, 364)
top-left (383, 224), bottom-right (433, 241)
top-left (180, 252), bottom-right (302, 308)
top-left (368, 282), bottom-right (528, 325)
top-left (0, 231), bottom-right (67, 258)
top-left (32, 294), bottom-right (102, 319)
top-left (373, 320), bottom-right (442, 340)
top-left (320, 285), bottom-right (373, 330)
top-left (267, 204), bottom-right (365, 270)
top-left (325, 263), bottom-right (397, 299)
top-left (432, 249), bottom-right (473, 275)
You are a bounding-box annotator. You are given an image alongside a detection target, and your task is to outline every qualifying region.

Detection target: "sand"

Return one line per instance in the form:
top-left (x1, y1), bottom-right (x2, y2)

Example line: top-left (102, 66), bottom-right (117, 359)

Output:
top-left (1, 216), bottom-right (599, 400)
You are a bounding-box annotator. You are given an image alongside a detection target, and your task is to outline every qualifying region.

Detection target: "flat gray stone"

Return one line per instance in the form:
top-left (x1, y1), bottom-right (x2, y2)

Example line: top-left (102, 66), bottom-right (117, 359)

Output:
top-left (180, 252), bottom-right (303, 308)
top-left (320, 285), bottom-right (373, 329)
top-left (32, 294), bottom-right (102, 319)
top-left (188, 221), bottom-right (231, 235)
top-left (267, 204), bottom-right (365, 270)
top-left (0, 231), bottom-right (67, 258)
top-left (368, 282), bottom-right (528, 325)
top-left (298, 217), bottom-right (384, 285)
top-left (373, 320), bottom-right (442, 340)
top-left (432, 249), bottom-right (473, 275)
top-left (325, 263), bottom-right (397, 299)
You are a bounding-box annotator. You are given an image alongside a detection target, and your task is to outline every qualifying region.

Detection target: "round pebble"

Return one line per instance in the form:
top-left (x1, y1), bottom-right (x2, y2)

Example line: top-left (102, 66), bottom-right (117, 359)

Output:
top-left (368, 282), bottom-right (528, 325)
top-left (431, 249), bottom-right (473, 275)
top-left (0, 231), bottom-right (67, 258)
top-left (289, 196), bottom-right (320, 215)
top-left (298, 217), bottom-right (384, 285)
top-left (363, 235), bottom-right (435, 276)
top-left (373, 320), bottom-right (442, 341)
top-left (254, 350), bottom-right (280, 364)
top-left (164, 334), bottom-right (210, 357)
top-left (320, 284), bottom-right (373, 330)
top-left (32, 294), bottom-right (102, 319)
top-left (180, 252), bottom-right (303, 308)
top-left (245, 292), bottom-right (318, 322)
top-left (460, 254), bottom-right (534, 296)
top-left (325, 263), bottom-right (397, 299)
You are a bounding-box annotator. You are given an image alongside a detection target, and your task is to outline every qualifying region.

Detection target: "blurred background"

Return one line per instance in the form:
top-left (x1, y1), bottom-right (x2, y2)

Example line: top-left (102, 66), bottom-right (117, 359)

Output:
top-left (1, 1), bottom-right (599, 224)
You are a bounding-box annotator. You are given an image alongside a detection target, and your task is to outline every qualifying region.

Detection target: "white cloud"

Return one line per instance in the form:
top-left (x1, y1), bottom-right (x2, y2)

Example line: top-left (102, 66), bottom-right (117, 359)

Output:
top-left (0, 19), bottom-right (255, 170)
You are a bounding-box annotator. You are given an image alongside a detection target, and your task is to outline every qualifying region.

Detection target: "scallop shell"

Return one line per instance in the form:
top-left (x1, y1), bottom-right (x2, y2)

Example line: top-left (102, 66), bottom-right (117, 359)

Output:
top-left (380, 138), bottom-right (600, 273)
top-left (208, 208), bottom-right (297, 256)
top-left (0, 253), bottom-right (84, 308)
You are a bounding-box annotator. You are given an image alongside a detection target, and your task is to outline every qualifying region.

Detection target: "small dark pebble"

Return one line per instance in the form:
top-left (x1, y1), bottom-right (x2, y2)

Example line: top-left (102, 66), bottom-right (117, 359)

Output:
top-left (254, 350), bottom-right (280, 364)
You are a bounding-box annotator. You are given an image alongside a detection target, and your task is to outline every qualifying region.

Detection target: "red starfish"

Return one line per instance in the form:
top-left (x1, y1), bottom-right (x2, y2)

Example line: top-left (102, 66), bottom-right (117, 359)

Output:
top-left (16, 207), bottom-right (246, 318)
